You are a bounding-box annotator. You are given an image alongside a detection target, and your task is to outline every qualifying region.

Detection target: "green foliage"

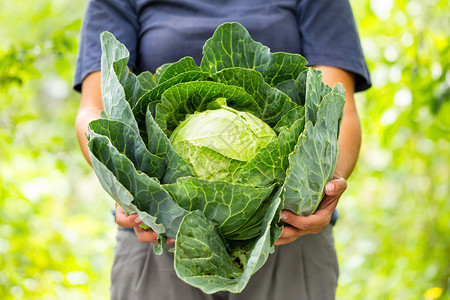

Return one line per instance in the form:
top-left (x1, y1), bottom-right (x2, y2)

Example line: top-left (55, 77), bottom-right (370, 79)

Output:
top-left (335, 1), bottom-right (449, 299)
top-left (0, 0), bottom-right (448, 299)
top-left (0, 1), bottom-right (114, 299)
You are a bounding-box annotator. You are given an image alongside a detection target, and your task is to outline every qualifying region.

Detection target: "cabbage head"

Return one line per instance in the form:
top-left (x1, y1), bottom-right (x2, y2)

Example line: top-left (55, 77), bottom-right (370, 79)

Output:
top-left (170, 101), bottom-right (277, 182)
top-left (87, 22), bottom-right (345, 293)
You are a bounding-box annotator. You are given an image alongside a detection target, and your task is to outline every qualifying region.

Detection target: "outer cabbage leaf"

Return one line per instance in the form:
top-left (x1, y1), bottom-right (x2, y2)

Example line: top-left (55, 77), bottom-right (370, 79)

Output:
top-left (100, 32), bottom-right (139, 133)
top-left (305, 68), bottom-right (333, 125)
top-left (137, 71), bottom-right (156, 91)
top-left (155, 81), bottom-right (261, 136)
top-left (87, 132), bottom-right (188, 238)
top-left (153, 62), bottom-right (172, 84)
top-left (145, 106), bottom-right (193, 184)
top-left (201, 23), bottom-right (307, 87)
top-left (133, 70), bottom-right (210, 133)
top-left (237, 117), bottom-right (305, 187)
top-left (210, 67), bottom-right (297, 126)
top-left (112, 58), bottom-right (147, 108)
top-left (174, 187), bottom-right (283, 294)
top-left (273, 106), bottom-right (305, 134)
top-left (283, 89), bottom-right (345, 215)
top-left (89, 118), bottom-right (165, 179)
top-left (163, 177), bottom-right (275, 239)
top-left (157, 56), bottom-right (201, 84)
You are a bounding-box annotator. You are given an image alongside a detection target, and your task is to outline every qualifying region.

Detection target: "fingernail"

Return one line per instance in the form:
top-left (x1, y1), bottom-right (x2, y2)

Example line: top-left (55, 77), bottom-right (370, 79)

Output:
top-left (280, 212), bottom-right (287, 220)
top-left (134, 216), bottom-right (142, 224)
top-left (326, 182), bottom-right (335, 194)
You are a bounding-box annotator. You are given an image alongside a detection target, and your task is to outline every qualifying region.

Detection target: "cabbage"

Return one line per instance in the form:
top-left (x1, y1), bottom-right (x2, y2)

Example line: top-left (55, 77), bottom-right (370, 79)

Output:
top-left (87, 22), bottom-right (345, 293)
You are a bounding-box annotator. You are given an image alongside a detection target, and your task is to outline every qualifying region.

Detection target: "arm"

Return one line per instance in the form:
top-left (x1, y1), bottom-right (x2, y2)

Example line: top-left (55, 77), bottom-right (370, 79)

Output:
top-left (75, 71), bottom-right (103, 164)
top-left (76, 71), bottom-right (173, 244)
top-left (275, 65), bottom-right (361, 245)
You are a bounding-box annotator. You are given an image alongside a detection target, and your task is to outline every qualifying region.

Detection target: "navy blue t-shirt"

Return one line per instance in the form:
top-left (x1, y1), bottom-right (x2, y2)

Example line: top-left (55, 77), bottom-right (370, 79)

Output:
top-left (73, 0), bottom-right (371, 92)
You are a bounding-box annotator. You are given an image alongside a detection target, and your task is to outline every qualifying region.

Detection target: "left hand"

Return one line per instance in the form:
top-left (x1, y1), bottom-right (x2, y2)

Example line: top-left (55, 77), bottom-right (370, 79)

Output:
top-left (115, 204), bottom-right (175, 244)
top-left (275, 176), bottom-right (347, 246)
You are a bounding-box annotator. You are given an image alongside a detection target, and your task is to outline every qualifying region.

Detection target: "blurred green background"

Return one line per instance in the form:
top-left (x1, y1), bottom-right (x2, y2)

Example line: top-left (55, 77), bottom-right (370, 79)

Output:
top-left (0, 0), bottom-right (448, 299)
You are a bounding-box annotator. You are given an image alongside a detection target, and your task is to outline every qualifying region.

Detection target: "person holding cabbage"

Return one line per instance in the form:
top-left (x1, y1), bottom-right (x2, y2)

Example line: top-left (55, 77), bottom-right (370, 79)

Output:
top-left (74, 0), bottom-right (371, 299)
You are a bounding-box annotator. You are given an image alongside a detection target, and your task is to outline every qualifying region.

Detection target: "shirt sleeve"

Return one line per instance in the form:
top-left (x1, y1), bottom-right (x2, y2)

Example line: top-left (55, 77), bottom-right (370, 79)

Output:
top-left (297, 0), bottom-right (371, 92)
top-left (73, 0), bottom-right (139, 92)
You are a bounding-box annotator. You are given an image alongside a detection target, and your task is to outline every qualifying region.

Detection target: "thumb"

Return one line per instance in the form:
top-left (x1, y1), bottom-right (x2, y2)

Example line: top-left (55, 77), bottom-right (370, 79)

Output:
top-left (325, 177), bottom-right (347, 196)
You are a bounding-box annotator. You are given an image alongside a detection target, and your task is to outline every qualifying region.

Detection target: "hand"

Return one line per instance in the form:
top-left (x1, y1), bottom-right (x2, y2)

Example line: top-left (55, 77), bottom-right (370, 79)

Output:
top-left (115, 204), bottom-right (175, 244)
top-left (275, 176), bottom-right (347, 246)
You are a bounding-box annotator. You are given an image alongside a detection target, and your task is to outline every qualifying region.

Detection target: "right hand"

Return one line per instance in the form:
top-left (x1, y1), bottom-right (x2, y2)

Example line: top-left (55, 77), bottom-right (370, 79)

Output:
top-left (115, 204), bottom-right (175, 244)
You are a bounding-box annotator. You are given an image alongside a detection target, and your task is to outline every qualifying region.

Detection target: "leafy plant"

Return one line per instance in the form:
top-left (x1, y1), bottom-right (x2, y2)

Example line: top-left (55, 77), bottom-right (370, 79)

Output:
top-left (87, 22), bottom-right (345, 293)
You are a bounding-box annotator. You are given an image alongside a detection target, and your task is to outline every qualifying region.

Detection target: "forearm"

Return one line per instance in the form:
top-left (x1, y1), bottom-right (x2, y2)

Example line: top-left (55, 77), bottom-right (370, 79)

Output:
top-left (76, 107), bottom-right (102, 164)
top-left (335, 103), bottom-right (361, 179)
top-left (76, 71), bottom-right (103, 165)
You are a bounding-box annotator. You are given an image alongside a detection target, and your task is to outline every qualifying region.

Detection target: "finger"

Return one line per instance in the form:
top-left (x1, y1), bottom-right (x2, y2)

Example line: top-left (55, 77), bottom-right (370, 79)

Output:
top-left (274, 229), bottom-right (292, 246)
top-left (275, 237), bottom-right (295, 246)
top-left (324, 177), bottom-right (347, 196)
top-left (275, 227), bottom-right (301, 246)
top-left (135, 226), bottom-right (176, 245)
top-left (280, 210), bottom-right (327, 233)
top-left (134, 226), bottom-right (159, 243)
top-left (115, 207), bottom-right (142, 228)
top-left (316, 193), bottom-right (340, 212)
top-left (317, 180), bottom-right (345, 212)
top-left (278, 225), bottom-right (302, 240)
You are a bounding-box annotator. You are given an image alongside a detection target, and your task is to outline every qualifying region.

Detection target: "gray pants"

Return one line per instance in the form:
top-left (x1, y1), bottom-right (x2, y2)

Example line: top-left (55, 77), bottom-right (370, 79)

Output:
top-left (111, 225), bottom-right (338, 300)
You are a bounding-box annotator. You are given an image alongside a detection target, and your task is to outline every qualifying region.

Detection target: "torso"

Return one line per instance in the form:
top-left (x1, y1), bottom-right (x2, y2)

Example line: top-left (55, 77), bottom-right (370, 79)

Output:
top-left (133, 0), bottom-right (302, 73)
